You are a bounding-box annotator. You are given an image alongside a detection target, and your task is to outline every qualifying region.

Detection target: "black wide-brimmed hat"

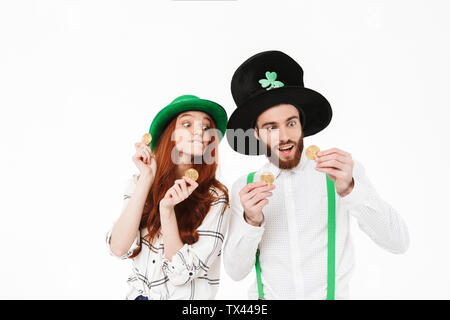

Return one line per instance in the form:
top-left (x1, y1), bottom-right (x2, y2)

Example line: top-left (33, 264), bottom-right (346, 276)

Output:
top-left (226, 50), bottom-right (332, 155)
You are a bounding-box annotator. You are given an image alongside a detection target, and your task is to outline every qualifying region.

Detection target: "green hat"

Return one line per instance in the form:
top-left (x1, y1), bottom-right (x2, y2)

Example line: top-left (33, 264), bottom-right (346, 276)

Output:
top-left (149, 95), bottom-right (228, 151)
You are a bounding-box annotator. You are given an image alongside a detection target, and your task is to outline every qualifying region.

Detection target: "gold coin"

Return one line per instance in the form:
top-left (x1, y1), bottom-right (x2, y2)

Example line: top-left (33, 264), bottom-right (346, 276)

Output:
top-left (184, 168), bottom-right (199, 181)
top-left (306, 145), bottom-right (320, 160)
top-left (260, 172), bottom-right (275, 185)
top-left (142, 133), bottom-right (152, 145)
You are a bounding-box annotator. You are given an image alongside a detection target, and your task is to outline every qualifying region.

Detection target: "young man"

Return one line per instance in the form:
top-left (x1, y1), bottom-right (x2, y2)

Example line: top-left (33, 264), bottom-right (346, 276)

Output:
top-left (223, 50), bottom-right (409, 300)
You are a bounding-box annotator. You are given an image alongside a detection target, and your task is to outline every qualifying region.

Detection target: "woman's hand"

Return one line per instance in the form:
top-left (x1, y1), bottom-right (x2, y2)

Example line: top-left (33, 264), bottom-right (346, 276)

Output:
top-left (159, 176), bottom-right (199, 210)
top-left (132, 142), bottom-right (157, 184)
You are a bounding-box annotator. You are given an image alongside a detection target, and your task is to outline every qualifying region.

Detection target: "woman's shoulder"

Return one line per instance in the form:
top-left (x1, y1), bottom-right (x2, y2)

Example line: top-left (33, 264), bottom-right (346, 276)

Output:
top-left (208, 185), bottom-right (228, 200)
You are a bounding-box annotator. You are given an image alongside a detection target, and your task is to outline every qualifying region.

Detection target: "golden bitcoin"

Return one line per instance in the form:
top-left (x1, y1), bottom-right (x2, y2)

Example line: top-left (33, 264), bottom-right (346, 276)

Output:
top-left (260, 172), bottom-right (275, 185)
top-left (184, 168), bottom-right (199, 182)
top-left (142, 133), bottom-right (152, 145)
top-left (306, 145), bottom-right (320, 160)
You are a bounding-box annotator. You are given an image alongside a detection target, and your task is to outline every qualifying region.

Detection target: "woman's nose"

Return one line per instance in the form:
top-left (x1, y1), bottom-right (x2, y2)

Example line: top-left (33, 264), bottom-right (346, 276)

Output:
top-left (192, 120), bottom-right (203, 137)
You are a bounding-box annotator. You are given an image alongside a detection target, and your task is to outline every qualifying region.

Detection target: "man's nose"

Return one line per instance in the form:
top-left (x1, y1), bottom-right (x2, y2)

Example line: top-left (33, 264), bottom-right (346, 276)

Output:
top-left (278, 126), bottom-right (289, 142)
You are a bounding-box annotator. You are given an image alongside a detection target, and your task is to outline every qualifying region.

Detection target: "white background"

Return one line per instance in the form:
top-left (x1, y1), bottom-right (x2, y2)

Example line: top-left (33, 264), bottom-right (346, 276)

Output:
top-left (0, 0), bottom-right (449, 299)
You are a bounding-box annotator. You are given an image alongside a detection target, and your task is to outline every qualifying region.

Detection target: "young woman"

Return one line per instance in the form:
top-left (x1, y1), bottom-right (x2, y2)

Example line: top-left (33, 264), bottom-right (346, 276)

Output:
top-left (106, 95), bottom-right (229, 300)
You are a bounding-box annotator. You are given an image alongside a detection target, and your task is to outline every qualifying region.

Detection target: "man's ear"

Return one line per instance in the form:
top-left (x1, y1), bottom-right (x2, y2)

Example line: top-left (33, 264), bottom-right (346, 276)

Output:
top-left (254, 127), bottom-right (259, 140)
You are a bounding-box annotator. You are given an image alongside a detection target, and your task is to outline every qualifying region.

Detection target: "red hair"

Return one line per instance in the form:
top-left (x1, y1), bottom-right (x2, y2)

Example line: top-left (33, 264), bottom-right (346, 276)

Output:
top-left (130, 116), bottom-right (229, 258)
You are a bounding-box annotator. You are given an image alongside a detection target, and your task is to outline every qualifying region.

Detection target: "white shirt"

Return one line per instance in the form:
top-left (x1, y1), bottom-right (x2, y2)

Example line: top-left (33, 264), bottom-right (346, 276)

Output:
top-left (106, 174), bottom-right (229, 300)
top-left (223, 148), bottom-right (410, 300)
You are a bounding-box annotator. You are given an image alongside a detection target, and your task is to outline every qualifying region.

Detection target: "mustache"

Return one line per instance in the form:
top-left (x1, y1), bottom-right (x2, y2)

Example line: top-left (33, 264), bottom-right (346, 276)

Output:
top-left (262, 140), bottom-right (297, 157)
top-left (276, 141), bottom-right (297, 148)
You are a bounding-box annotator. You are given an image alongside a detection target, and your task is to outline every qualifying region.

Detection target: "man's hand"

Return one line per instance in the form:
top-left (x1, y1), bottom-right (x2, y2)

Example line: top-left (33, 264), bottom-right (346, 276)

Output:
top-left (314, 148), bottom-right (355, 197)
top-left (239, 181), bottom-right (275, 226)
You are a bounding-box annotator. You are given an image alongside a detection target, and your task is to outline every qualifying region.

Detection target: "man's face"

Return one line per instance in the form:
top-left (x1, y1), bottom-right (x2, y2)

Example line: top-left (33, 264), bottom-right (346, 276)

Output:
top-left (254, 104), bottom-right (304, 169)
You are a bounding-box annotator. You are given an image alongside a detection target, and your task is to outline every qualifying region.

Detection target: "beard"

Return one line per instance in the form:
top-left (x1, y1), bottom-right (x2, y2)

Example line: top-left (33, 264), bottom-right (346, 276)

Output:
top-left (261, 133), bottom-right (304, 170)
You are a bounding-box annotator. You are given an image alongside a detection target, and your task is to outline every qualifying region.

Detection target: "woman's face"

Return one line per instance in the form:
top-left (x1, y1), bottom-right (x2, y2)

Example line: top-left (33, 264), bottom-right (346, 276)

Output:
top-left (173, 110), bottom-right (215, 158)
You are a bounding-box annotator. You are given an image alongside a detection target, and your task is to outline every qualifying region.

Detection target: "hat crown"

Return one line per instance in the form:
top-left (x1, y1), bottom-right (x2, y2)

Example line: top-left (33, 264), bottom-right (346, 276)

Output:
top-left (170, 94), bottom-right (200, 104)
top-left (231, 50), bottom-right (305, 108)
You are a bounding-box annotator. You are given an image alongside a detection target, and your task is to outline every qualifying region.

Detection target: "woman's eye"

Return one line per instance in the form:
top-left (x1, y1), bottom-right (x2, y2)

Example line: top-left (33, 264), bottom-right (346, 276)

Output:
top-left (182, 122), bottom-right (191, 128)
top-left (202, 125), bottom-right (210, 131)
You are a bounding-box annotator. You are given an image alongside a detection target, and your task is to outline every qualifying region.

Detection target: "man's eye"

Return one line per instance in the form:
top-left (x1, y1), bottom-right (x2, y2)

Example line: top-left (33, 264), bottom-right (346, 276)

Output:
top-left (268, 126), bottom-right (276, 131)
top-left (182, 122), bottom-right (191, 128)
top-left (288, 121), bottom-right (296, 127)
top-left (202, 125), bottom-right (210, 131)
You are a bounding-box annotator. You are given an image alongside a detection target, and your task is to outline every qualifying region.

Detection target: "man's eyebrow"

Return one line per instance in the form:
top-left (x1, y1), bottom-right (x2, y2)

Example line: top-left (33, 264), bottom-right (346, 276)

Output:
top-left (260, 115), bottom-right (299, 128)
top-left (261, 121), bottom-right (278, 128)
top-left (286, 115), bottom-right (299, 122)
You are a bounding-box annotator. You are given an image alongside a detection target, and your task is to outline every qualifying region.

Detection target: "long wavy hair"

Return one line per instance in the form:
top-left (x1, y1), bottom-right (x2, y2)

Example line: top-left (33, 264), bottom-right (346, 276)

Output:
top-left (130, 115), bottom-right (229, 257)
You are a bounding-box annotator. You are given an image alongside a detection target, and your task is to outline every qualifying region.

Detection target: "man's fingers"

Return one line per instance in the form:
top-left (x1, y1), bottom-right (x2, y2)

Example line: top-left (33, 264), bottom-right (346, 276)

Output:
top-left (241, 184), bottom-right (275, 202)
top-left (239, 181), bottom-right (267, 196)
top-left (317, 148), bottom-right (350, 158)
top-left (247, 191), bottom-right (273, 207)
top-left (316, 167), bottom-right (345, 178)
top-left (316, 153), bottom-right (350, 165)
top-left (316, 159), bottom-right (348, 171)
top-left (253, 198), bottom-right (269, 212)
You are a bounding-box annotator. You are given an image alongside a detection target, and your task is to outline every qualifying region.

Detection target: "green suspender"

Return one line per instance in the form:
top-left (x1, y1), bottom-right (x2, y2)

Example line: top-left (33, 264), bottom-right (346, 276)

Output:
top-left (246, 172), bottom-right (265, 299)
top-left (326, 173), bottom-right (336, 300)
top-left (246, 171), bottom-right (336, 300)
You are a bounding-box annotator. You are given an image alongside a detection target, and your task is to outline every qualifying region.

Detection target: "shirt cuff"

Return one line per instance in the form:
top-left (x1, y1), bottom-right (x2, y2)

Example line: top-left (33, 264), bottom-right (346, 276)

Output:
top-left (238, 211), bottom-right (265, 240)
top-left (105, 228), bottom-right (140, 260)
top-left (161, 244), bottom-right (193, 286)
top-left (339, 177), bottom-right (369, 211)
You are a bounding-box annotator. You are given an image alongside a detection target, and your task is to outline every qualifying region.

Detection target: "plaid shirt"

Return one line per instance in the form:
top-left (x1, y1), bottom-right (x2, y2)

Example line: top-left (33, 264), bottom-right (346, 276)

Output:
top-left (106, 174), bottom-right (229, 300)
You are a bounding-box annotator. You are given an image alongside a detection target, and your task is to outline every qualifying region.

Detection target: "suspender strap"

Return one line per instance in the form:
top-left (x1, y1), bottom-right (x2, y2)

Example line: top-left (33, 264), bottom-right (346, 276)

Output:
top-left (255, 248), bottom-right (264, 300)
top-left (246, 171), bottom-right (336, 300)
top-left (326, 173), bottom-right (336, 300)
top-left (246, 171), bottom-right (264, 299)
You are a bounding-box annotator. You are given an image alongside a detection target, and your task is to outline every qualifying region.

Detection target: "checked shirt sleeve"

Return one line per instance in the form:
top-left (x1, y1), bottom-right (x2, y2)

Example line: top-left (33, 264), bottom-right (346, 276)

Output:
top-left (105, 174), bottom-right (141, 260)
top-left (161, 193), bottom-right (229, 286)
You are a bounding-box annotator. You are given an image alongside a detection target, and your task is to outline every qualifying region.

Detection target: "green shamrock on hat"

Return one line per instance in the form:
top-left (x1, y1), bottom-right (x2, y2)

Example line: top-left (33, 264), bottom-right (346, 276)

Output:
top-left (259, 71), bottom-right (285, 90)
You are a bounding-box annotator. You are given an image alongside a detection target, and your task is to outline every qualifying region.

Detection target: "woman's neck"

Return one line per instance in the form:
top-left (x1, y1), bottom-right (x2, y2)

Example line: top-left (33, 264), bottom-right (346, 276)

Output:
top-left (175, 163), bottom-right (192, 179)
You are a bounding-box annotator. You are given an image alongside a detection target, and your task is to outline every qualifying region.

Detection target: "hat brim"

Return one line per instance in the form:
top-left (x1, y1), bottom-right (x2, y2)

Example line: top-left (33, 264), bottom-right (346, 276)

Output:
top-left (149, 98), bottom-right (228, 151)
top-left (226, 86), bottom-right (332, 155)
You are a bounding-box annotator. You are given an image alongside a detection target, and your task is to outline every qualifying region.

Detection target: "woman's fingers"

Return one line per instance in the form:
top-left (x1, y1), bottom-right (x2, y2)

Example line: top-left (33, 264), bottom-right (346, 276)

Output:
top-left (167, 189), bottom-right (177, 202)
top-left (173, 183), bottom-right (183, 200)
top-left (179, 181), bottom-right (189, 199)
top-left (183, 177), bottom-right (199, 193)
top-left (143, 149), bottom-right (151, 164)
top-left (176, 179), bottom-right (189, 198)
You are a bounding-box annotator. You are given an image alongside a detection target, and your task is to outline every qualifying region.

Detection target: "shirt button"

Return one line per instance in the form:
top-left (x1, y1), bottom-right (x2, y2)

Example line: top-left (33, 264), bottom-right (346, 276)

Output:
top-left (189, 272), bottom-right (193, 276)
top-left (152, 260), bottom-right (155, 264)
